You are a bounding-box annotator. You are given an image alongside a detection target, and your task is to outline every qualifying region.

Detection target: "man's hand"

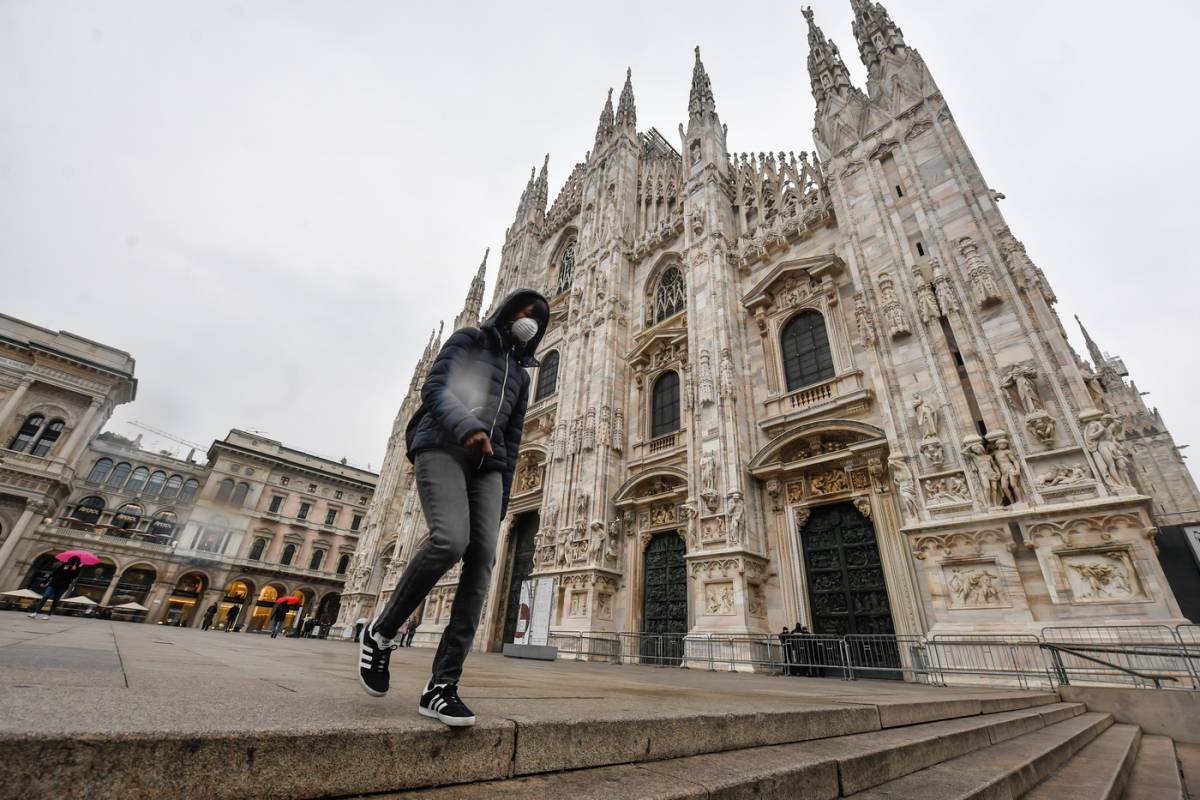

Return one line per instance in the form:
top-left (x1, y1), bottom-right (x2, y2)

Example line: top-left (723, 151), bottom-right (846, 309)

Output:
top-left (463, 431), bottom-right (494, 457)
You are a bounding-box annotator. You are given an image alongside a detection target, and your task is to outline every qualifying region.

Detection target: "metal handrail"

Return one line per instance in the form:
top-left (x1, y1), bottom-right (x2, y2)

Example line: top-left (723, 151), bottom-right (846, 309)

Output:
top-left (1040, 643), bottom-right (1180, 689)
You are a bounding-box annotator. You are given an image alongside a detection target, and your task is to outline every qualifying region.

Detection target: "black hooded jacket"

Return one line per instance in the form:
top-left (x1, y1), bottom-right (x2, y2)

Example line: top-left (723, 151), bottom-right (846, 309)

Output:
top-left (406, 288), bottom-right (550, 516)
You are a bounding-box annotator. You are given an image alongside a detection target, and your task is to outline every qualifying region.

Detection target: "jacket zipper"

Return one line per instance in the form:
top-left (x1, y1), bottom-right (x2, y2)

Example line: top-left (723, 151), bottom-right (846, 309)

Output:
top-left (481, 351), bottom-right (511, 469)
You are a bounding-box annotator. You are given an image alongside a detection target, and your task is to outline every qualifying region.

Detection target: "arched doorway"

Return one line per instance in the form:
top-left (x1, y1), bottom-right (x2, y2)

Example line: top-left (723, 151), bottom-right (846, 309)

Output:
top-left (501, 511), bottom-right (539, 645)
top-left (249, 584), bottom-right (286, 632)
top-left (292, 587), bottom-right (316, 633)
top-left (316, 592), bottom-right (341, 626)
top-left (221, 579), bottom-right (253, 630)
top-left (161, 572), bottom-right (208, 626)
top-left (112, 565), bottom-right (156, 618)
top-left (642, 533), bottom-right (687, 664)
top-left (798, 502), bottom-right (894, 636)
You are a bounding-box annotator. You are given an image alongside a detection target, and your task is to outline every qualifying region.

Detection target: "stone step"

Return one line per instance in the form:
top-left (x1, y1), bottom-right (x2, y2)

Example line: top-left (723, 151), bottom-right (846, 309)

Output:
top-left (1122, 735), bottom-right (1184, 800)
top-left (0, 688), bottom-right (1057, 800)
top-left (363, 703), bottom-right (1087, 799)
top-left (1173, 742), bottom-right (1200, 799)
top-left (845, 711), bottom-right (1113, 799)
top-left (1025, 723), bottom-right (1140, 799)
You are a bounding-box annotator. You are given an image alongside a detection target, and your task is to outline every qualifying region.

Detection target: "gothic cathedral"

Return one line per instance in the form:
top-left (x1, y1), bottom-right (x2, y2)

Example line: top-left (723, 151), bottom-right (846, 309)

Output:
top-left (336, 2), bottom-right (1200, 648)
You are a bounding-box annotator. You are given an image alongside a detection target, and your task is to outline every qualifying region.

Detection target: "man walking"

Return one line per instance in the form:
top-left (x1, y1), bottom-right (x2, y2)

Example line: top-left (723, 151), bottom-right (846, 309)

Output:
top-left (201, 602), bottom-right (218, 631)
top-left (269, 600), bottom-right (289, 639)
top-left (28, 556), bottom-right (82, 619)
top-left (357, 288), bottom-right (549, 728)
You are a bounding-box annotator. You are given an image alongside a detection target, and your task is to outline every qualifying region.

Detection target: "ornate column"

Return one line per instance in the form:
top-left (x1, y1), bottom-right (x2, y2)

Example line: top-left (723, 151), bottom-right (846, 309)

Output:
top-left (59, 397), bottom-right (103, 464)
top-left (0, 375), bottom-right (34, 426)
top-left (98, 571), bottom-right (122, 607)
top-left (0, 500), bottom-right (48, 585)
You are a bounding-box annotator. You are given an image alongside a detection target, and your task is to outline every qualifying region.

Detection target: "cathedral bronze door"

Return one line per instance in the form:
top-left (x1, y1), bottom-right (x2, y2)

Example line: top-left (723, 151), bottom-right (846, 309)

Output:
top-left (501, 511), bottom-right (539, 644)
top-left (642, 533), bottom-right (688, 665)
top-left (801, 502), bottom-right (895, 637)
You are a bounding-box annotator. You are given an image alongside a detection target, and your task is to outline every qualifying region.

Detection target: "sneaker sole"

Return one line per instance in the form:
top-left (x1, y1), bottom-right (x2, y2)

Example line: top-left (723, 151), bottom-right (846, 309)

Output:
top-left (418, 705), bottom-right (476, 727)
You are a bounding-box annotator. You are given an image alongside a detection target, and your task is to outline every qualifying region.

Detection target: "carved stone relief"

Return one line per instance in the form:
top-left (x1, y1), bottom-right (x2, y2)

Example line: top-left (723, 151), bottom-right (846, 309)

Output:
top-left (958, 237), bottom-right (1002, 308)
top-left (1061, 551), bottom-right (1140, 602)
top-left (703, 581), bottom-right (735, 615)
top-left (747, 583), bottom-right (766, 617)
top-left (945, 564), bottom-right (1006, 608)
top-left (921, 474), bottom-right (971, 505)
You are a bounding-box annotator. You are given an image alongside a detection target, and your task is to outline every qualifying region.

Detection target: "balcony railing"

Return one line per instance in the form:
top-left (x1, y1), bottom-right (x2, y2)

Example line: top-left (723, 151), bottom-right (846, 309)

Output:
top-left (0, 447), bottom-right (73, 480)
top-left (630, 429), bottom-right (687, 463)
top-left (758, 371), bottom-right (871, 433)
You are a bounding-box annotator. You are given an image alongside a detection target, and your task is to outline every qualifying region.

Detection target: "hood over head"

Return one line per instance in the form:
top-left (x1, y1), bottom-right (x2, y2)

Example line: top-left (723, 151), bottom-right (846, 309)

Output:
top-left (481, 287), bottom-right (550, 366)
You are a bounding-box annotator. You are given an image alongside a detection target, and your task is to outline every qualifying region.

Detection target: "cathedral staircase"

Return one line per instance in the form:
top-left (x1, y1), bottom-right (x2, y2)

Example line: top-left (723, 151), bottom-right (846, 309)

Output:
top-left (347, 696), bottom-right (1196, 799)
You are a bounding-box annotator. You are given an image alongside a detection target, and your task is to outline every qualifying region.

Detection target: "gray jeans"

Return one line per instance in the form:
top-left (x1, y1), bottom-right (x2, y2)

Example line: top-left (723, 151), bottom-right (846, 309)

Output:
top-left (373, 449), bottom-right (502, 683)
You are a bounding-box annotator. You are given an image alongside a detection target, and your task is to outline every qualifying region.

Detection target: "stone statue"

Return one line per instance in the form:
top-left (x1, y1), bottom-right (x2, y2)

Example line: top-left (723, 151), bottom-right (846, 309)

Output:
top-left (912, 392), bottom-right (938, 439)
top-left (682, 500), bottom-right (699, 548)
top-left (725, 491), bottom-right (745, 546)
top-left (700, 453), bottom-right (719, 512)
top-left (889, 456), bottom-right (918, 521)
top-left (962, 437), bottom-right (1002, 507)
top-left (1001, 364), bottom-right (1044, 414)
top-left (990, 434), bottom-right (1023, 505)
top-left (543, 500), bottom-right (559, 530)
top-left (1083, 414), bottom-right (1130, 490)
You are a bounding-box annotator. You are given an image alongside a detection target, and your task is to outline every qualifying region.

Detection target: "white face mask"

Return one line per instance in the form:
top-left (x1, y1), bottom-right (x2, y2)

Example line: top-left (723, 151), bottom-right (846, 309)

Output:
top-left (510, 316), bottom-right (539, 344)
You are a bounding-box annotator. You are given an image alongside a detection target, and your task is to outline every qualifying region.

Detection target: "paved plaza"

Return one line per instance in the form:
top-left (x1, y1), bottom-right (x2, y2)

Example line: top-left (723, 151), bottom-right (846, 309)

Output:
top-left (0, 611), bottom-right (1062, 799)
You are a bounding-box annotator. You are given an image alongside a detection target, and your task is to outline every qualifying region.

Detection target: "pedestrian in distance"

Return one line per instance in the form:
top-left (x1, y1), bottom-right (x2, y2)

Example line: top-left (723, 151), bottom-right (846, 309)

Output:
top-left (778, 626), bottom-right (794, 676)
top-left (225, 600), bottom-right (242, 632)
top-left (269, 600), bottom-right (289, 639)
top-left (28, 556), bottom-right (82, 620)
top-left (201, 603), bottom-right (218, 631)
top-left (403, 606), bottom-right (421, 647)
top-left (357, 288), bottom-right (550, 728)
top-left (397, 619), bottom-right (410, 647)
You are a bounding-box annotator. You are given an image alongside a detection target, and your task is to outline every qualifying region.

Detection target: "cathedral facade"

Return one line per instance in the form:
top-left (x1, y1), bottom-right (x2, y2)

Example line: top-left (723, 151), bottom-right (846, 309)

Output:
top-left (336, 2), bottom-right (1200, 649)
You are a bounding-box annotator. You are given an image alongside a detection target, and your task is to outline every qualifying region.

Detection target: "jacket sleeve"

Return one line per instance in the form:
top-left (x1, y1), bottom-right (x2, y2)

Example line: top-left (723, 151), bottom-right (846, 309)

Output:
top-left (499, 373), bottom-right (530, 519)
top-left (421, 329), bottom-right (488, 444)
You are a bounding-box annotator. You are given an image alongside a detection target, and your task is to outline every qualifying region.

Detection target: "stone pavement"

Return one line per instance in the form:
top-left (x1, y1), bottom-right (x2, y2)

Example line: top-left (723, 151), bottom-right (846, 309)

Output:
top-left (0, 611), bottom-right (1059, 799)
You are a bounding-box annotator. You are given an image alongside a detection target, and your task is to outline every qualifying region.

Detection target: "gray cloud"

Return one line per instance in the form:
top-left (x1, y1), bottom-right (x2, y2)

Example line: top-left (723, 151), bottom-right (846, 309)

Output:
top-left (2, 0), bottom-right (1197, 475)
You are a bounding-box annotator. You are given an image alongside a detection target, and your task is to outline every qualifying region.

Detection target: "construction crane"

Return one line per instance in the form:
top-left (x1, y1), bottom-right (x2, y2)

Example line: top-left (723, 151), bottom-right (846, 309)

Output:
top-left (128, 420), bottom-right (208, 462)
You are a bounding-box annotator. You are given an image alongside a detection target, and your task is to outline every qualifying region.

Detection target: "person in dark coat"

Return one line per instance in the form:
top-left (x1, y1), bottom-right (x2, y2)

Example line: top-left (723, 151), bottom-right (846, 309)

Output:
top-left (357, 288), bottom-right (550, 728)
top-left (224, 600), bottom-right (242, 631)
top-left (778, 626), bottom-right (794, 676)
top-left (269, 600), bottom-right (290, 638)
top-left (793, 623), bottom-right (817, 677)
top-left (28, 556), bottom-right (82, 619)
top-left (403, 605), bottom-right (422, 647)
top-left (201, 603), bottom-right (218, 631)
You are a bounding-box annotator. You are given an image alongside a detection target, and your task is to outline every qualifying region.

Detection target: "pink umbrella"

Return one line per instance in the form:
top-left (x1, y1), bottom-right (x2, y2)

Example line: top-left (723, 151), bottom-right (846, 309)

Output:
top-left (56, 550), bottom-right (101, 566)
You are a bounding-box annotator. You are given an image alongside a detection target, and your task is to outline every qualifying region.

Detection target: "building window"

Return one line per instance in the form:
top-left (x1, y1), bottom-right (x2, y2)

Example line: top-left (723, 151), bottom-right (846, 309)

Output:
top-left (70, 496), bottom-right (105, 528)
top-left (309, 550), bottom-right (325, 571)
top-left (298, 502), bottom-right (311, 520)
top-left (653, 266), bottom-right (686, 323)
top-left (307, 483), bottom-right (318, 494)
top-left (178, 479), bottom-right (200, 504)
top-left (231, 482), bottom-right (250, 507)
top-left (556, 239), bottom-right (576, 296)
top-left (160, 475), bottom-right (183, 500)
top-left (111, 502), bottom-right (144, 532)
top-left (87, 458), bottom-right (114, 483)
top-left (268, 496), bottom-right (284, 514)
top-left (334, 490), bottom-right (343, 500)
top-left (336, 554), bottom-right (351, 575)
top-left (280, 476), bottom-right (290, 486)
top-left (29, 419), bottom-right (65, 457)
top-left (780, 310), bottom-right (836, 392)
top-left (144, 470), bottom-right (167, 496)
top-left (324, 508), bottom-right (338, 526)
top-left (215, 478), bottom-right (234, 504)
top-left (106, 462), bottom-right (132, 489)
top-left (125, 467), bottom-right (149, 494)
top-left (7, 414), bottom-right (44, 452)
top-left (148, 510), bottom-right (177, 540)
top-left (350, 514), bottom-right (363, 532)
top-left (248, 538), bottom-right (268, 560)
top-left (280, 544), bottom-right (296, 566)
top-left (535, 350), bottom-right (560, 402)
top-left (650, 371), bottom-right (681, 438)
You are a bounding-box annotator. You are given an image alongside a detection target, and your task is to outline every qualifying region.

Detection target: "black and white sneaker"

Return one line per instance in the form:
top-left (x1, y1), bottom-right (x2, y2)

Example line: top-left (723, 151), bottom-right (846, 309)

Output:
top-left (357, 623), bottom-right (397, 697)
top-left (418, 679), bottom-right (476, 727)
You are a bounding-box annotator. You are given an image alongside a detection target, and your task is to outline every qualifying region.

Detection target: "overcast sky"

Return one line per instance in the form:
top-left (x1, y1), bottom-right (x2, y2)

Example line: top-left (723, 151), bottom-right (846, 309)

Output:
top-left (2, 1), bottom-right (1197, 474)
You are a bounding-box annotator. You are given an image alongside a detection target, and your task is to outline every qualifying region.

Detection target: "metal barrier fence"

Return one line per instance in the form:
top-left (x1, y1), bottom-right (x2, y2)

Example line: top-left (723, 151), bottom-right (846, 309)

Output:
top-left (542, 626), bottom-right (1200, 690)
